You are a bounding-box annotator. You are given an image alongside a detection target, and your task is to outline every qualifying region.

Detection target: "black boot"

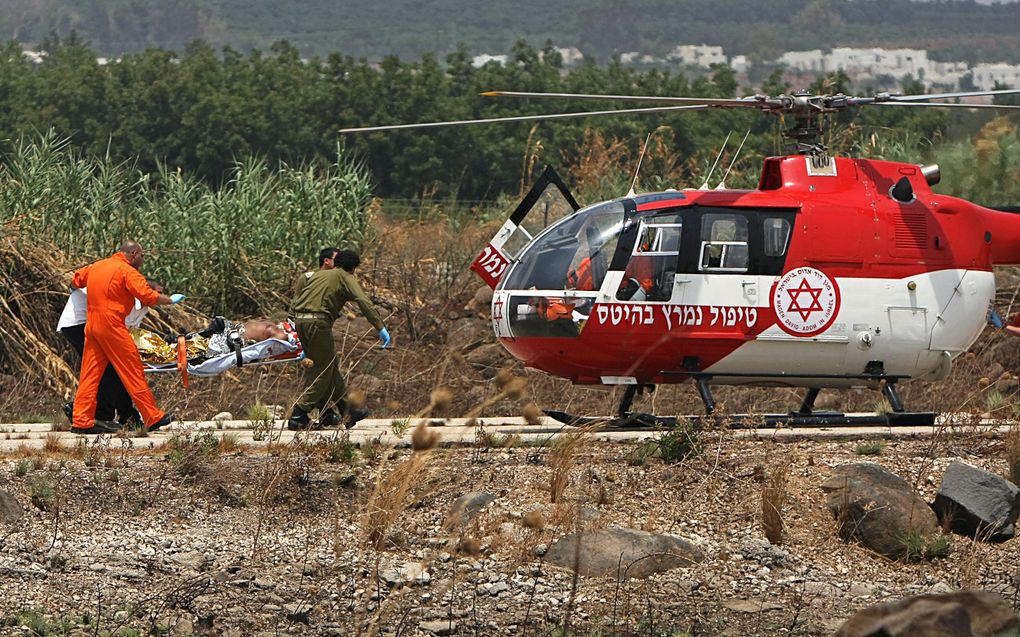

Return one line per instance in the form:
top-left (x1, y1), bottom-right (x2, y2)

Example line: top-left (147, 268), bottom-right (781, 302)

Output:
top-left (344, 407), bottom-right (369, 429)
top-left (147, 413), bottom-right (175, 432)
top-left (71, 420), bottom-right (123, 435)
top-left (197, 316), bottom-right (227, 338)
top-left (119, 408), bottom-right (143, 431)
top-left (316, 408), bottom-right (340, 429)
top-left (287, 408), bottom-right (311, 431)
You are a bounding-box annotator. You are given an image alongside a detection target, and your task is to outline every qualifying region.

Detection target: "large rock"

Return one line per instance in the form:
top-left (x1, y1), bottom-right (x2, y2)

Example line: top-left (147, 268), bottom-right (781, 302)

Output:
top-left (821, 463), bottom-right (939, 559)
top-left (0, 490), bottom-right (23, 525)
top-left (463, 285), bottom-right (493, 317)
top-left (448, 492), bottom-right (496, 527)
top-left (379, 560), bottom-right (430, 587)
top-left (464, 343), bottom-right (506, 370)
top-left (544, 526), bottom-right (704, 579)
top-left (835, 589), bottom-right (1020, 637)
top-left (446, 319), bottom-right (491, 353)
top-left (932, 461), bottom-right (1020, 542)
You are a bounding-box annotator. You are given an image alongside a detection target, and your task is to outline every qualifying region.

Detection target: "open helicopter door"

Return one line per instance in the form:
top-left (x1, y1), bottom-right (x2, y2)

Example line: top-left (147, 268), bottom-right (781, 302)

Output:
top-left (470, 165), bottom-right (581, 289)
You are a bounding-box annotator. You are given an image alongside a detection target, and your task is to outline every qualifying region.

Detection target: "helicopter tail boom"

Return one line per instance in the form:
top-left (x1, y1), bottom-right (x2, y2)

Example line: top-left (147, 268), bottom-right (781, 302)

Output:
top-left (981, 205), bottom-right (1020, 266)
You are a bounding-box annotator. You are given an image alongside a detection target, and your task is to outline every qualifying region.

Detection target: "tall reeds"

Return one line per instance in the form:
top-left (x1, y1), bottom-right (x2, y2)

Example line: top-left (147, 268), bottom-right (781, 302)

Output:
top-left (0, 131), bottom-right (373, 316)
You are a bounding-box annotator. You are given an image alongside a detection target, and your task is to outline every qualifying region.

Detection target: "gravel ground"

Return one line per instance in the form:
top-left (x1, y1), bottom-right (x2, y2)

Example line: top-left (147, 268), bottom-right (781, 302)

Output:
top-left (0, 427), bottom-right (1018, 636)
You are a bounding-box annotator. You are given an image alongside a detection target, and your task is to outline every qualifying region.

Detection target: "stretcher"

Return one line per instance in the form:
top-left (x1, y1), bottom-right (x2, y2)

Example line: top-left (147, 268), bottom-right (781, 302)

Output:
top-left (142, 329), bottom-right (304, 388)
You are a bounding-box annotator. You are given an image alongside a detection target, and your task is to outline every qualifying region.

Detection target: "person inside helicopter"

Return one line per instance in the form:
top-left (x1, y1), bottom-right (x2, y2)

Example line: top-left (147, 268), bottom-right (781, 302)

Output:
top-left (566, 240), bottom-right (675, 302)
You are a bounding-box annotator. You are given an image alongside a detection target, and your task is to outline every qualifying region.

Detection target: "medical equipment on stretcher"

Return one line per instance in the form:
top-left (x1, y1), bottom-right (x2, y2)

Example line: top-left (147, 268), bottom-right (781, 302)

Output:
top-left (139, 319), bottom-right (304, 387)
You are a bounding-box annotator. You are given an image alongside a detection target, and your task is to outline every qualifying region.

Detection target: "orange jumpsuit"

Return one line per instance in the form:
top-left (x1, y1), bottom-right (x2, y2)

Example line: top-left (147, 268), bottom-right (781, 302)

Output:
top-left (623, 256), bottom-right (656, 294)
top-left (567, 257), bottom-right (594, 290)
top-left (71, 252), bottom-right (164, 429)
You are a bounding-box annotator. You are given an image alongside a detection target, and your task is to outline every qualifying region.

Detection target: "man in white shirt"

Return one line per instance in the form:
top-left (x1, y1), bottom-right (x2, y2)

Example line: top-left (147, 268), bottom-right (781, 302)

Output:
top-left (57, 283), bottom-right (159, 427)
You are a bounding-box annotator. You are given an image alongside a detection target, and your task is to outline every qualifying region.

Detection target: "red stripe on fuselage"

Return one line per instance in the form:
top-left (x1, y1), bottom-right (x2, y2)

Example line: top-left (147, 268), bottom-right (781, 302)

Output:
top-left (500, 302), bottom-right (779, 384)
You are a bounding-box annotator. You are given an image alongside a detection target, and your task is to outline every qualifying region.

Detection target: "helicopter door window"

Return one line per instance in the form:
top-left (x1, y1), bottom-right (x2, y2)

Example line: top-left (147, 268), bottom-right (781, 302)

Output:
top-left (617, 220), bottom-right (682, 301)
top-left (763, 217), bottom-right (792, 256)
top-left (699, 214), bottom-right (749, 273)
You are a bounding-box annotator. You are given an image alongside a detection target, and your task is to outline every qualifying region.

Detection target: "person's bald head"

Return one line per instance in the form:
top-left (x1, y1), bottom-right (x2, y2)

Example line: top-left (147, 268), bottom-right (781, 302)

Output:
top-left (119, 240), bottom-right (145, 268)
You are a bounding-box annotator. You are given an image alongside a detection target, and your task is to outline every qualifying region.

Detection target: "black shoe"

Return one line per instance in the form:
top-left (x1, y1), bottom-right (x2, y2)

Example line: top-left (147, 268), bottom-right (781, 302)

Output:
top-left (316, 408), bottom-right (340, 429)
top-left (287, 409), bottom-right (311, 431)
top-left (197, 316), bottom-right (227, 338)
top-left (344, 407), bottom-right (369, 429)
top-left (147, 413), bottom-right (174, 432)
top-left (71, 420), bottom-right (123, 435)
top-left (119, 409), bottom-right (143, 430)
top-left (62, 401), bottom-right (74, 424)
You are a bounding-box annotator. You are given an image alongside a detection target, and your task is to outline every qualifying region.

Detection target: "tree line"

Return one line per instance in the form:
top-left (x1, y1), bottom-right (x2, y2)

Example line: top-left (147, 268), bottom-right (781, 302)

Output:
top-left (6, 0), bottom-right (1020, 64)
top-left (0, 36), bottom-right (968, 202)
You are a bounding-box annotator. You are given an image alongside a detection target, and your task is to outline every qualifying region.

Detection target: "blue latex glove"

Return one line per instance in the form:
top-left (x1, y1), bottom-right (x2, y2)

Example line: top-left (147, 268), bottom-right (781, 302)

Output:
top-left (170, 293), bottom-right (186, 304)
top-left (988, 308), bottom-right (1005, 329)
top-left (378, 327), bottom-right (392, 348)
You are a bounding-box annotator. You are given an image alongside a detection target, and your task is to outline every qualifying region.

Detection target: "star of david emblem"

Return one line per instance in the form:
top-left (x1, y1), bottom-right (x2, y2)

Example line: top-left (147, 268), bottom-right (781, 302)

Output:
top-left (492, 296), bottom-right (504, 322)
top-left (785, 278), bottom-right (824, 321)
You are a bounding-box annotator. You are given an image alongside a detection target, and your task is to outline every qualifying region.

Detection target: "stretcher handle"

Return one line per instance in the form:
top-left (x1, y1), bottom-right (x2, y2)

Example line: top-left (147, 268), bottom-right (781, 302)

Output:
top-left (177, 335), bottom-right (189, 388)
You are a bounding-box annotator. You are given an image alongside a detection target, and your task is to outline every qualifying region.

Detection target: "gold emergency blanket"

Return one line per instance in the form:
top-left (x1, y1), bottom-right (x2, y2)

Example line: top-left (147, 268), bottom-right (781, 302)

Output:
top-left (130, 328), bottom-right (209, 364)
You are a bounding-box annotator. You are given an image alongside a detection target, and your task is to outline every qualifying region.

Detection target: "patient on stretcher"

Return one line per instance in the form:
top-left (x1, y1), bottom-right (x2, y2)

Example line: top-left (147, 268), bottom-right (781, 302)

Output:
top-left (132, 317), bottom-right (299, 364)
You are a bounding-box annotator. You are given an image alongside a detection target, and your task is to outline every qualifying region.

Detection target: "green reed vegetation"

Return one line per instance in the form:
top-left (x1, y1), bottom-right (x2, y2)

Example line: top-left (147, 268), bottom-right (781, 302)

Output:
top-left (0, 131), bottom-right (373, 315)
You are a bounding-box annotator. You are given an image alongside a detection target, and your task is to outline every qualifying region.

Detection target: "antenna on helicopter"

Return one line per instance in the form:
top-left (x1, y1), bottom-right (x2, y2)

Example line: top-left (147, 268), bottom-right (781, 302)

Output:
top-left (627, 132), bottom-right (653, 198)
top-left (715, 130), bottom-right (751, 190)
top-left (699, 132), bottom-right (731, 190)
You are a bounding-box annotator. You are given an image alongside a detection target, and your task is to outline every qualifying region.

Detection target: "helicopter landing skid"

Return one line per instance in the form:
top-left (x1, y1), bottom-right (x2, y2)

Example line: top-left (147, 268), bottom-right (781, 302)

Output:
top-left (543, 409), bottom-right (936, 430)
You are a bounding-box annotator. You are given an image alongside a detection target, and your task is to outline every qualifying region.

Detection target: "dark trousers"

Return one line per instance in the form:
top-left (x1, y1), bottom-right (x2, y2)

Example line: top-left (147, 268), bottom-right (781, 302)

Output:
top-left (61, 323), bottom-right (136, 422)
top-left (294, 318), bottom-right (346, 415)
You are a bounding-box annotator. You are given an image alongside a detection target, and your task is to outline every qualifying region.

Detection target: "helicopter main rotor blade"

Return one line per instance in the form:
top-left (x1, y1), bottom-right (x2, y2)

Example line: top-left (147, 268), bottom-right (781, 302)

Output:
top-left (339, 104), bottom-right (709, 133)
top-left (480, 90), bottom-right (764, 108)
top-left (871, 101), bottom-right (1020, 110)
top-left (886, 88), bottom-right (1020, 102)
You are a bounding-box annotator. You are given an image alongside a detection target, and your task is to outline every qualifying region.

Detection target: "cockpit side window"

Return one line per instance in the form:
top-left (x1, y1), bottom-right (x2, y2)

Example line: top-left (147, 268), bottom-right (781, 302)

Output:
top-left (699, 213), bottom-right (749, 272)
top-left (616, 213), bottom-right (682, 302)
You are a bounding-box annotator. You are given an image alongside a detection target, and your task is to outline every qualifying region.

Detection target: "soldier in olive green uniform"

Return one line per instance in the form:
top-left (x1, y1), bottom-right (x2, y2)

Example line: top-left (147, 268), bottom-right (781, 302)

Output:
top-left (289, 250), bottom-right (391, 429)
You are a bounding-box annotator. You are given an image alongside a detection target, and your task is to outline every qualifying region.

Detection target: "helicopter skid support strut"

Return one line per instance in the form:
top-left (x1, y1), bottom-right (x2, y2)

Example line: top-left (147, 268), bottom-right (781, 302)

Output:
top-left (545, 367), bottom-right (935, 429)
top-left (543, 409), bottom-right (937, 430)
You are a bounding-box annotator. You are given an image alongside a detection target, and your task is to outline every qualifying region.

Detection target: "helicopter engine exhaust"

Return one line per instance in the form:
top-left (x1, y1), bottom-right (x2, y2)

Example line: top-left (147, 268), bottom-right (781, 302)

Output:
top-left (921, 164), bottom-right (941, 186)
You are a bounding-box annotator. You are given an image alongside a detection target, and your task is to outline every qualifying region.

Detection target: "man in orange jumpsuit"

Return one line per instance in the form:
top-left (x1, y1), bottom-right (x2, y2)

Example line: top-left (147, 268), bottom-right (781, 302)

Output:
top-left (71, 240), bottom-right (183, 434)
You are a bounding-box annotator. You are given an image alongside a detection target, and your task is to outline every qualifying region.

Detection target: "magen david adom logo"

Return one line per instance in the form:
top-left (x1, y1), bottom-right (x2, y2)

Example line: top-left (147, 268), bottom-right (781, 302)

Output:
top-left (771, 267), bottom-right (841, 337)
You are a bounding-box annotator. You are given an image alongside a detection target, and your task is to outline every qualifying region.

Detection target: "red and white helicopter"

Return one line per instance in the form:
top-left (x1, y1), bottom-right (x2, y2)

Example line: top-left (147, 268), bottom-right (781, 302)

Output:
top-left (343, 88), bottom-right (1020, 426)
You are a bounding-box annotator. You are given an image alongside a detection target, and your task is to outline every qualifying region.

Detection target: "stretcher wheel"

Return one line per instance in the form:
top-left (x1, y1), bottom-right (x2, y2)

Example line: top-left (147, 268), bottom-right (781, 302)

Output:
top-left (177, 335), bottom-right (189, 388)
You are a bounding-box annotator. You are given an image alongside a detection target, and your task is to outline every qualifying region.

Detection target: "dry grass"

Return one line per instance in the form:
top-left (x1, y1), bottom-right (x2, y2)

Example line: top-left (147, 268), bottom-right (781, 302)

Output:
top-left (762, 460), bottom-right (791, 545)
top-left (549, 427), bottom-right (589, 504)
top-left (218, 432), bottom-right (242, 454)
top-left (42, 433), bottom-right (63, 453)
top-left (362, 436), bottom-right (440, 550)
top-left (1006, 422), bottom-right (1020, 485)
top-left (522, 509), bottom-right (545, 530)
top-left (410, 420), bottom-right (439, 451)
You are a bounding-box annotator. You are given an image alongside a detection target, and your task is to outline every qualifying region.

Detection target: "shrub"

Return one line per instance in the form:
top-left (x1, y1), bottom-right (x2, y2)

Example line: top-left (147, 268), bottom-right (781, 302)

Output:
top-left (853, 441), bottom-right (883, 456)
top-left (28, 475), bottom-right (56, 511)
top-left (656, 420), bottom-right (703, 464)
top-left (901, 530), bottom-right (952, 561)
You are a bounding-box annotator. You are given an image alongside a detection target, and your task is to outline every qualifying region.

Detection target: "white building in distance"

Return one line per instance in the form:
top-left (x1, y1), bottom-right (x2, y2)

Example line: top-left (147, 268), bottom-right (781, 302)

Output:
top-left (779, 47), bottom-right (979, 89)
top-left (667, 44), bottom-right (727, 68)
top-left (971, 62), bottom-right (1020, 90)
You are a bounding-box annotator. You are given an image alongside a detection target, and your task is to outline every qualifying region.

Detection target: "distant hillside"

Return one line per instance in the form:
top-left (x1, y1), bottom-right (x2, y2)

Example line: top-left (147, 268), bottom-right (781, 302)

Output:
top-left (4, 0), bottom-right (1020, 64)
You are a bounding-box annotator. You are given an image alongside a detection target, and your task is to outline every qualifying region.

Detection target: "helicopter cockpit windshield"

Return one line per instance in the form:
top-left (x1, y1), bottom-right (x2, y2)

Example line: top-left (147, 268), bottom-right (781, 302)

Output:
top-left (502, 200), bottom-right (624, 292)
top-left (499, 200), bottom-right (625, 337)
